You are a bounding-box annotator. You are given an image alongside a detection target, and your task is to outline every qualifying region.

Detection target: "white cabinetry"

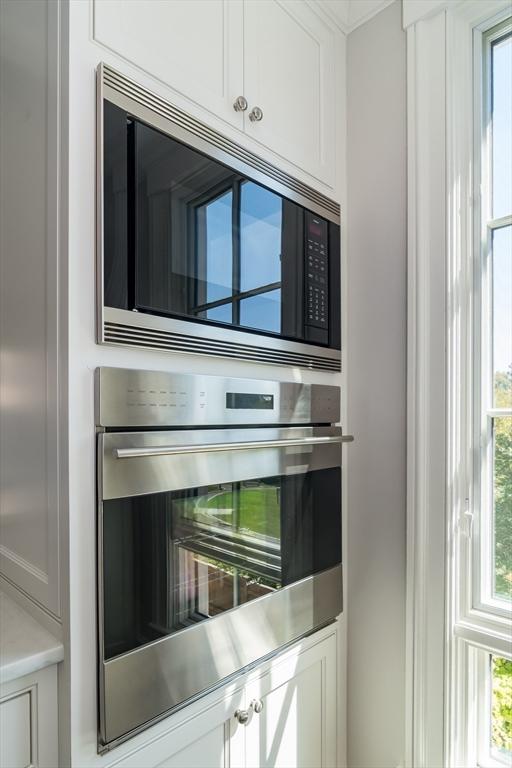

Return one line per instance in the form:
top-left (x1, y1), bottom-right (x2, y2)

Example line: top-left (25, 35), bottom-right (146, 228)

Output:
top-left (243, 0), bottom-right (336, 186)
top-left (107, 629), bottom-right (337, 768)
top-left (92, 0), bottom-right (337, 188)
top-left (244, 633), bottom-right (337, 768)
top-left (0, 666), bottom-right (59, 768)
top-left (0, 0), bottom-right (62, 616)
top-left (93, 0), bottom-right (244, 130)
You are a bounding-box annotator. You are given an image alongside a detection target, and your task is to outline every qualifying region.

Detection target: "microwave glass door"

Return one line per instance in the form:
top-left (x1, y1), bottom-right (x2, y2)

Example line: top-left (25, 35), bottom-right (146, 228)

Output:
top-left (103, 102), bottom-right (319, 342)
top-left (102, 467), bottom-right (341, 661)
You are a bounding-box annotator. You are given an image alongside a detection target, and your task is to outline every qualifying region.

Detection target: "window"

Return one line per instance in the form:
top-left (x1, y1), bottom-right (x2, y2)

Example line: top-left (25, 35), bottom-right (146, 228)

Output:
top-left (476, 24), bottom-right (512, 615)
top-left (457, 16), bottom-right (512, 768)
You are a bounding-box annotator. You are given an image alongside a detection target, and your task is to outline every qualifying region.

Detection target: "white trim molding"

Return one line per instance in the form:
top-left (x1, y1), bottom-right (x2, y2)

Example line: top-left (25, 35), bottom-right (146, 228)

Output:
top-left (406, 1), bottom-right (512, 766)
top-left (406, 10), bottom-right (447, 766)
top-left (314, 0), bottom-right (395, 33)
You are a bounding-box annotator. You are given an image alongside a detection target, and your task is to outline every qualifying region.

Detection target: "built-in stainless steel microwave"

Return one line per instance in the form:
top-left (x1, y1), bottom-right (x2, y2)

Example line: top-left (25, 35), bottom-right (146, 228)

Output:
top-left (97, 64), bottom-right (341, 372)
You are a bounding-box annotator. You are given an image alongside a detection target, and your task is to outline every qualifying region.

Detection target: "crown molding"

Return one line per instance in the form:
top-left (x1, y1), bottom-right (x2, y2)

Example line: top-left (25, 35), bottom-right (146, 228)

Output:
top-left (314, 0), bottom-right (396, 33)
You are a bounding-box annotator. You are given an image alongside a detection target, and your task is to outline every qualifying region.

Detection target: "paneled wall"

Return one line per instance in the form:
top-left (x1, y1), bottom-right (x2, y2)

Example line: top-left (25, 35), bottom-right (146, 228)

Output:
top-left (0, 0), bottom-right (63, 618)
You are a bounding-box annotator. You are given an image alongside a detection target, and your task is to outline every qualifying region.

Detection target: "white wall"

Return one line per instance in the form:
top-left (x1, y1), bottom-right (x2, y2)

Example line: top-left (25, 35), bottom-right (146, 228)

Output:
top-left (346, 2), bottom-right (407, 766)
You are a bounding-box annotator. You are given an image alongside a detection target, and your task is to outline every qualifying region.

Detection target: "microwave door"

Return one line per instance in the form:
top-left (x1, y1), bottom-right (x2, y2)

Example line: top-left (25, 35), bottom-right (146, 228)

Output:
top-left (131, 119), bottom-right (308, 339)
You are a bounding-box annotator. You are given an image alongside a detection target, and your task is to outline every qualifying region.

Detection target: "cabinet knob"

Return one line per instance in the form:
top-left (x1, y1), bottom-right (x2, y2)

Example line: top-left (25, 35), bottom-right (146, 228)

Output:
top-left (249, 106), bottom-right (263, 122)
top-left (233, 96), bottom-right (248, 112)
top-left (234, 699), bottom-right (263, 725)
top-left (234, 708), bottom-right (250, 725)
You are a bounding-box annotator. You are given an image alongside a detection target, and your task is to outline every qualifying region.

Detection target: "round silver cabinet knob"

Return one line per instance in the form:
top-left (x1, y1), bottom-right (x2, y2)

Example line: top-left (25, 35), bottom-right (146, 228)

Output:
top-left (249, 106), bottom-right (263, 122)
top-left (234, 708), bottom-right (250, 725)
top-left (251, 699), bottom-right (264, 714)
top-left (233, 95), bottom-right (248, 112)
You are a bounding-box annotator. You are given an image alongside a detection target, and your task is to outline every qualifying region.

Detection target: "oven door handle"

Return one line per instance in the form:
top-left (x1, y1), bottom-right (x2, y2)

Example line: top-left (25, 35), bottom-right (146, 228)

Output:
top-left (113, 434), bottom-right (354, 460)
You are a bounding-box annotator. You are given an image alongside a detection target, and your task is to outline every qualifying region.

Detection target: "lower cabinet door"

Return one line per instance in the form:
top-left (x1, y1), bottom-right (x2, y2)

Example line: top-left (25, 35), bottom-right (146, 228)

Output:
top-left (107, 688), bottom-right (245, 768)
top-left (155, 724), bottom-right (232, 768)
top-left (242, 633), bottom-right (337, 768)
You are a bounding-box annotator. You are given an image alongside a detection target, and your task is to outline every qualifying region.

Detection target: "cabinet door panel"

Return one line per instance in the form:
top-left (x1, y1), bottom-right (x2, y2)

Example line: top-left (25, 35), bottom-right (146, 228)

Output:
top-left (0, 0), bottom-right (61, 615)
top-left (156, 724), bottom-right (226, 768)
top-left (243, 0), bottom-right (335, 186)
top-left (244, 633), bottom-right (337, 768)
top-left (0, 693), bottom-right (31, 768)
top-left (93, 0), bottom-right (243, 128)
top-left (108, 687), bottom-right (245, 768)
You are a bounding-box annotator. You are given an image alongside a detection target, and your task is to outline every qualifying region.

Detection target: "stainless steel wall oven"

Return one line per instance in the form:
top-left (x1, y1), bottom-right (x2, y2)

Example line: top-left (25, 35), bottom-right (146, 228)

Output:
top-left (96, 368), bottom-right (349, 750)
top-left (97, 64), bottom-right (342, 372)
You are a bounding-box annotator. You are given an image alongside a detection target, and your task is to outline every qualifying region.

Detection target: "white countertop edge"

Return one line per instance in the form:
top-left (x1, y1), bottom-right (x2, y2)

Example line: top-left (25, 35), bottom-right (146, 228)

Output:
top-left (0, 643), bottom-right (64, 686)
top-left (0, 591), bottom-right (64, 687)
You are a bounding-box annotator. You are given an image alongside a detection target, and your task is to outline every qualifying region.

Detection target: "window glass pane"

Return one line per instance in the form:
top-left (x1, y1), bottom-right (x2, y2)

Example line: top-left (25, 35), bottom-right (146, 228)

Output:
top-left (240, 289), bottom-right (281, 333)
top-left (493, 226), bottom-right (512, 407)
top-left (204, 189), bottom-right (233, 303)
top-left (491, 655), bottom-right (512, 758)
top-left (240, 182), bottom-right (282, 292)
top-left (492, 34), bottom-right (512, 219)
top-left (493, 416), bottom-right (512, 599)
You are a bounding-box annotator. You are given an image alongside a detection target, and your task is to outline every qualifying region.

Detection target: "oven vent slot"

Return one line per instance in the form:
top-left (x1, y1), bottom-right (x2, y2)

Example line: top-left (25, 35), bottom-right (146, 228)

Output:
top-left (100, 63), bottom-right (341, 223)
top-left (103, 321), bottom-right (342, 372)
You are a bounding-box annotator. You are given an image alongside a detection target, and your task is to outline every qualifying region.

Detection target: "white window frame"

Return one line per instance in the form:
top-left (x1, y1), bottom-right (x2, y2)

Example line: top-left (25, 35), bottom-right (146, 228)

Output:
top-left (447, 7), bottom-right (512, 768)
top-left (473, 17), bottom-right (512, 621)
top-left (405, 2), bottom-right (512, 766)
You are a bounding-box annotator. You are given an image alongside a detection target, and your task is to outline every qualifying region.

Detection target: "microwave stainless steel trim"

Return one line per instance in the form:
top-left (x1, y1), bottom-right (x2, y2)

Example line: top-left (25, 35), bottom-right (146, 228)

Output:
top-left (96, 65), bottom-right (342, 372)
top-left (97, 368), bottom-right (347, 750)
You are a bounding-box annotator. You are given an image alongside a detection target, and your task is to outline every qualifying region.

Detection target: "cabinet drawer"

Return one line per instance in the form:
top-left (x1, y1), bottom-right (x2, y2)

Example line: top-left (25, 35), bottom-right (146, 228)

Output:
top-left (0, 692), bottom-right (31, 768)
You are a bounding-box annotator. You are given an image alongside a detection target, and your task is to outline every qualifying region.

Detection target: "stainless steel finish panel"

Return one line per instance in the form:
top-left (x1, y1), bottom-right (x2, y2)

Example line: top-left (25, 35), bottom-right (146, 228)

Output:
top-left (98, 63), bottom-right (341, 224)
top-left (100, 564), bottom-right (342, 746)
top-left (96, 367), bottom-right (340, 428)
top-left (100, 426), bottom-right (342, 500)
top-left (101, 307), bottom-right (342, 372)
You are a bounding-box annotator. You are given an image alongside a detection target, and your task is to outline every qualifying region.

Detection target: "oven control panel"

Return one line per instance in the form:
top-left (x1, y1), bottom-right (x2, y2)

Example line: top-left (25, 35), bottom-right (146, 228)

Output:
top-left (305, 212), bottom-right (329, 330)
top-left (96, 368), bottom-right (340, 428)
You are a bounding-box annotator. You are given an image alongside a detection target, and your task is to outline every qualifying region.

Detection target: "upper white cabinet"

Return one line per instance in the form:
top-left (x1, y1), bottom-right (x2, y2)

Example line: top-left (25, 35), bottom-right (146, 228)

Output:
top-left (92, 0), bottom-right (337, 189)
top-left (93, 0), bottom-right (245, 129)
top-left (243, 0), bottom-right (336, 186)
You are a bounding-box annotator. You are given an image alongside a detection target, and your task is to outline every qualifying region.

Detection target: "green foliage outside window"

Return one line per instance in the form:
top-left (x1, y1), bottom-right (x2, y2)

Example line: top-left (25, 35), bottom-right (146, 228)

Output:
top-left (494, 369), bottom-right (512, 599)
top-left (492, 656), bottom-right (512, 754)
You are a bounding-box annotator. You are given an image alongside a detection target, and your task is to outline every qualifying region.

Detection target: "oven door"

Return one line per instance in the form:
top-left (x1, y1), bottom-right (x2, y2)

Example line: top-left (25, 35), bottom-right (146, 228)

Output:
top-left (98, 426), bottom-right (343, 748)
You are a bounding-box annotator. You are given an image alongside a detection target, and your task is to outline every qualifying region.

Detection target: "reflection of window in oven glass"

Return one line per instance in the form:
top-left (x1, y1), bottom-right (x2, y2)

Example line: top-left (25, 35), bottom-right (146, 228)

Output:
top-left (175, 479), bottom-right (281, 539)
top-left (171, 478), bottom-right (282, 627)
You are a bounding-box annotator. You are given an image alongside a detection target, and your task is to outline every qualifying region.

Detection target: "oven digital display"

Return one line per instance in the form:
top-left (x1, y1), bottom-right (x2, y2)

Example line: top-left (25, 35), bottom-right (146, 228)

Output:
top-left (226, 393), bottom-right (274, 410)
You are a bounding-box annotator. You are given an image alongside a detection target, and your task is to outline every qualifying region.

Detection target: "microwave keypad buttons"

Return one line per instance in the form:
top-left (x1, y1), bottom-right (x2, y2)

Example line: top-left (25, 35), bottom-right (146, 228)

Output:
top-left (305, 236), bottom-right (329, 329)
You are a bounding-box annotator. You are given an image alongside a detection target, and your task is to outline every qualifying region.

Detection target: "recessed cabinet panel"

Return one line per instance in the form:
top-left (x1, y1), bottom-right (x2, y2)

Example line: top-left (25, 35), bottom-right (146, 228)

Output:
top-left (243, 0), bottom-right (336, 187)
top-left (93, 0), bottom-right (244, 128)
top-left (156, 725), bottom-right (226, 768)
top-left (0, 0), bottom-right (61, 614)
top-left (0, 693), bottom-right (31, 768)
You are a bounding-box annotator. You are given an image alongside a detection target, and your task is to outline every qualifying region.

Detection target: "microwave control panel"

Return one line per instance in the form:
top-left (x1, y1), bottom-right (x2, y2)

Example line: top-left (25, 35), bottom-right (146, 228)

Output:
top-left (305, 212), bottom-right (329, 330)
